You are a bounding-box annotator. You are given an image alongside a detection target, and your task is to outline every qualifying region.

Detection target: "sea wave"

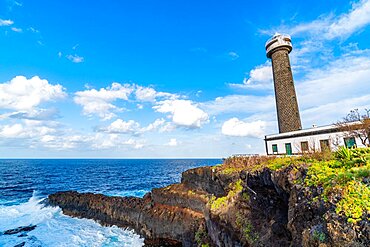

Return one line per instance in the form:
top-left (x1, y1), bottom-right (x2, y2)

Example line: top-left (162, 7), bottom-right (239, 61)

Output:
top-left (0, 191), bottom-right (144, 247)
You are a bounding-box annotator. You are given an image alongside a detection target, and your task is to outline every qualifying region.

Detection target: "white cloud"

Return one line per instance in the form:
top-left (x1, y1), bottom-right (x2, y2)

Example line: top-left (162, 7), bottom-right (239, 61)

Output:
top-left (135, 85), bottom-right (178, 102)
top-left (90, 133), bottom-right (144, 150)
top-left (74, 82), bottom-right (133, 120)
top-left (297, 52), bottom-right (370, 109)
top-left (141, 118), bottom-right (166, 132)
top-left (222, 118), bottom-right (266, 138)
top-left (135, 86), bottom-right (157, 102)
top-left (167, 138), bottom-right (178, 146)
top-left (228, 51), bottom-right (239, 60)
top-left (11, 27), bottom-right (22, 32)
top-left (0, 124), bottom-right (24, 138)
top-left (66, 54), bottom-right (84, 63)
top-left (0, 76), bottom-right (66, 111)
top-left (263, 0), bottom-right (370, 40)
top-left (101, 119), bottom-right (141, 134)
top-left (28, 27), bottom-right (39, 33)
top-left (0, 19), bottom-right (13, 26)
top-left (202, 95), bottom-right (275, 115)
top-left (327, 0), bottom-right (370, 39)
top-left (229, 63), bottom-right (273, 90)
top-left (154, 99), bottom-right (209, 128)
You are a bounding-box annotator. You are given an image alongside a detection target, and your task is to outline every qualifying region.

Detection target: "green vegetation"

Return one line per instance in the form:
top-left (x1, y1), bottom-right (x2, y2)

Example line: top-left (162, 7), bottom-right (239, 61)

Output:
top-left (303, 147), bottom-right (370, 223)
top-left (195, 226), bottom-right (208, 247)
top-left (335, 181), bottom-right (370, 223)
top-left (235, 213), bottom-right (259, 244)
top-left (216, 147), bottom-right (369, 233)
top-left (209, 179), bottom-right (243, 211)
top-left (225, 147), bottom-right (369, 223)
top-left (312, 229), bottom-right (326, 243)
top-left (219, 167), bottom-right (239, 175)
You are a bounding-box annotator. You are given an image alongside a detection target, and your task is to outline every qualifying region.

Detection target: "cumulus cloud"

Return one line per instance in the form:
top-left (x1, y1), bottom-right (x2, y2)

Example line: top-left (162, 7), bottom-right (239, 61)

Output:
top-left (229, 63), bottom-right (273, 90)
top-left (153, 99), bottom-right (209, 128)
top-left (141, 118), bottom-right (167, 132)
top-left (66, 54), bottom-right (84, 63)
top-left (221, 118), bottom-right (266, 138)
top-left (0, 124), bottom-right (24, 138)
top-left (0, 120), bottom-right (58, 141)
top-left (167, 138), bottom-right (178, 146)
top-left (135, 85), bottom-right (178, 102)
top-left (0, 19), bottom-right (13, 26)
top-left (0, 76), bottom-right (66, 111)
top-left (90, 133), bottom-right (144, 150)
top-left (74, 82), bottom-right (133, 120)
top-left (100, 119), bottom-right (141, 134)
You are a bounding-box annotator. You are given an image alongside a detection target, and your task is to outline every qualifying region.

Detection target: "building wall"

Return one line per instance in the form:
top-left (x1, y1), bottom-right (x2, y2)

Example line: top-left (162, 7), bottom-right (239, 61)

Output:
top-left (265, 131), bottom-right (366, 155)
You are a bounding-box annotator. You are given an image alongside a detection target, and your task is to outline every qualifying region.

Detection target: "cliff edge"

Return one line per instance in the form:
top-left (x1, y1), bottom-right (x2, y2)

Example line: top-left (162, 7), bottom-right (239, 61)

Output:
top-left (48, 148), bottom-right (370, 247)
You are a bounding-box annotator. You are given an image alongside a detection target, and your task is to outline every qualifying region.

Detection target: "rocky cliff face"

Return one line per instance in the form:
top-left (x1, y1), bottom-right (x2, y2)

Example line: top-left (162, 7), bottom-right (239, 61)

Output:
top-left (47, 156), bottom-right (369, 247)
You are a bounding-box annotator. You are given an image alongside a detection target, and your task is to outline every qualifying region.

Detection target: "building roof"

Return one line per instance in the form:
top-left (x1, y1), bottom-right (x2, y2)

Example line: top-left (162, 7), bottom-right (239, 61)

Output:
top-left (264, 121), bottom-right (361, 141)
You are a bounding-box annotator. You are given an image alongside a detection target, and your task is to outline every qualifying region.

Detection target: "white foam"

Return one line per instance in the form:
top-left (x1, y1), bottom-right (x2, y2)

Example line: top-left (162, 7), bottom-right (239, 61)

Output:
top-left (0, 191), bottom-right (144, 247)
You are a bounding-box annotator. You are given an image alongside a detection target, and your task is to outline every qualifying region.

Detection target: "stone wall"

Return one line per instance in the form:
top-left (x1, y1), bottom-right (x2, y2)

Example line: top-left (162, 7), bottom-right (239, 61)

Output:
top-left (271, 47), bottom-right (302, 133)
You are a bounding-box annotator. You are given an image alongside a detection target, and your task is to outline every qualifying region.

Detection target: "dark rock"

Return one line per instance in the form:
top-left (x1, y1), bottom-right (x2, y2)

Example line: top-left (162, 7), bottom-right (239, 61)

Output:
top-left (47, 162), bottom-right (369, 247)
top-left (3, 225), bottom-right (37, 235)
top-left (144, 238), bottom-right (182, 246)
top-left (13, 242), bottom-right (25, 247)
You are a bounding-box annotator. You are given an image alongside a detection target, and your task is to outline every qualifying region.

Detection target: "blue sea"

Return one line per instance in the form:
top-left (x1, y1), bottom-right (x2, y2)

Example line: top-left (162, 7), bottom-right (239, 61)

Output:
top-left (0, 159), bottom-right (220, 247)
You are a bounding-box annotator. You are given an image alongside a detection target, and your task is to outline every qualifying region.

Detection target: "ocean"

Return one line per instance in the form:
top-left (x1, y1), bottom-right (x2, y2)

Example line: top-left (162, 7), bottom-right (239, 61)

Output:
top-left (0, 159), bottom-right (221, 247)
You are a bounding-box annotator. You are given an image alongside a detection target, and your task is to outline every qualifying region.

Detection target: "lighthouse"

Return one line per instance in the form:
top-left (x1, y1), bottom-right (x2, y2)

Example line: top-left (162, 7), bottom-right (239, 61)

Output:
top-left (265, 33), bottom-right (302, 133)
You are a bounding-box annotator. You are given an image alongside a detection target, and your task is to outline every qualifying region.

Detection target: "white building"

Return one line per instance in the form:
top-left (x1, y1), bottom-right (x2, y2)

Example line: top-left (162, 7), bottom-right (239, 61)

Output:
top-left (264, 124), bottom-right (366, 155)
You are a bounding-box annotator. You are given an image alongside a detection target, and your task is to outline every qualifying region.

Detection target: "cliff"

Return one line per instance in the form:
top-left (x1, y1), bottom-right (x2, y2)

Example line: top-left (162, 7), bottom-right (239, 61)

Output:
top-left (48, 149), bottom-right (370, 247)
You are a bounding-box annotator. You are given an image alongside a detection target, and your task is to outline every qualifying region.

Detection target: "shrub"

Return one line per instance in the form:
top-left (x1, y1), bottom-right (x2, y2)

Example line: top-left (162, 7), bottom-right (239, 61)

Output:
top-left (335, 181), bottom-right (370, 223)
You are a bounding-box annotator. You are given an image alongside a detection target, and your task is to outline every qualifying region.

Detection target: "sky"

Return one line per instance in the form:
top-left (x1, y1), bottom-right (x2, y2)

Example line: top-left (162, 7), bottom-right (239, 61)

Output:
top-left (1, 0), bottom-right (370, 158)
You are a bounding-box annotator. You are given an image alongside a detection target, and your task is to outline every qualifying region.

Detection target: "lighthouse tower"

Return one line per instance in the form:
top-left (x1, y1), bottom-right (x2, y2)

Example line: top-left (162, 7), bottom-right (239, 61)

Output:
top-left (266, 33), bottom-right (302, 133)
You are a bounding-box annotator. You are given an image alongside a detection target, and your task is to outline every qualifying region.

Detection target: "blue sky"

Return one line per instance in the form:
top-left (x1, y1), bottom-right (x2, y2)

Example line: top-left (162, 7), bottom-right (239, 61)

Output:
top-left (1, 0), bottom-right (370, 158)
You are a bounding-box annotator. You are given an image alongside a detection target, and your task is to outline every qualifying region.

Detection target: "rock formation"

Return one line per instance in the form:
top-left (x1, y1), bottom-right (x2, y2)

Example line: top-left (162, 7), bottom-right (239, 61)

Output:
top-left (48, 156), bottom-right (370, 247)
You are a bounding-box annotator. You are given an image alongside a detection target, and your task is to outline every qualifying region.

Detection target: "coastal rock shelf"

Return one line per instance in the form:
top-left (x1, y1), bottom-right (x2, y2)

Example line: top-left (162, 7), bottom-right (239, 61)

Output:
top-left (48, 155), bottom-right (370, 247)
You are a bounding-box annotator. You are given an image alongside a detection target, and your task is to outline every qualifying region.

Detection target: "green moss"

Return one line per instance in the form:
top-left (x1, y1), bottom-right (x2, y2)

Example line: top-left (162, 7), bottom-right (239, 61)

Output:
top-left (210, 196), bottom-right (228, 211)
top-left (210, 179), bottom-right (243, 211)
top-left (253, 156), bottom-right (301, 172)
top-left (242, 192), bottom-right (249, 201)
top-left (220, 167), bottom-right (238, 175)
top-left (212, 164), bottom-right (222, 168)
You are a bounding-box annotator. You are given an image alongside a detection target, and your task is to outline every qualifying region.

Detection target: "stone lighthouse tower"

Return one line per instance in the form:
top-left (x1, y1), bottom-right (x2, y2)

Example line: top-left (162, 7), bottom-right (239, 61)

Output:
top-left (265, 33), bottom-right (302, 133)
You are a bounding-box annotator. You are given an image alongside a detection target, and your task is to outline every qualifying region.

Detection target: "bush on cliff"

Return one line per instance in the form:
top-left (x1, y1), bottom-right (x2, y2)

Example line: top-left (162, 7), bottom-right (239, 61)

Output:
top-left (221, 147), bottom-right (370, 224)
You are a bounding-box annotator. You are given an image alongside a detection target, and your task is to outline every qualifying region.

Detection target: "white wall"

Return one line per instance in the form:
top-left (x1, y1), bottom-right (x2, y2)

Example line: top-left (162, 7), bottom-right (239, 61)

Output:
top-left (266, 131), bottom-right (366, 155)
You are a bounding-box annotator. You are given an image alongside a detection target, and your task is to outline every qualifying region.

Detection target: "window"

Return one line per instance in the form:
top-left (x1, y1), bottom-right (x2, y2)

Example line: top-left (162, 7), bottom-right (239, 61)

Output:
top-left (344, 137), bottom-right (356, 148)
top-left (301, 141), bottom-right (309, 152)
top-left (320, 139), bottom-right (330, 151)
top-left (285, 143), bottom-right (292, 155)
top-left (272, 144), bottom-right (278, 154)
